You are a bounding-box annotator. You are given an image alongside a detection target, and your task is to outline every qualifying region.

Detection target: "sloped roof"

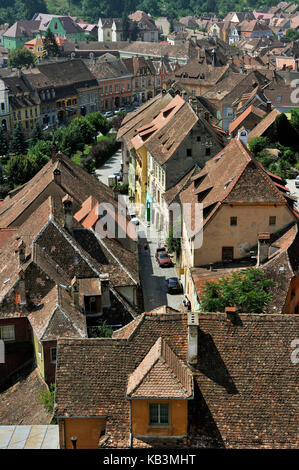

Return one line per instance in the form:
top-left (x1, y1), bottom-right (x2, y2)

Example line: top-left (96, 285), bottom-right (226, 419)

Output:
top-left (55, 311), bottom-right (299, 448)
top-left (180, 138), bottom-right (291, 233)
top-left (247, 108), bottom-right (281, 139)
top-left (28, 285), bottom-right (86, 341)
top-left (126, 336), bottom-right (193, 399)
top-left (229, 105), bottom-right (266, 133)
top-left (4, 21), bottom-right (40, 38)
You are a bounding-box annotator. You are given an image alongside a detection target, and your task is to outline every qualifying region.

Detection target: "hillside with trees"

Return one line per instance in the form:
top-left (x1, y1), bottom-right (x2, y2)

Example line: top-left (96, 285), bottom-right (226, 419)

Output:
top-left (1, 0), bottom-right (298, 25)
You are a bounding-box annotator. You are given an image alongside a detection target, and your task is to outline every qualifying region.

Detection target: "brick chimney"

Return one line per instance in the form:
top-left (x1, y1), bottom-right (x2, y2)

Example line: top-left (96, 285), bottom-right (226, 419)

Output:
top-left (187, 312), bottom-right (199, 365)
top-left (257, 232), bottom-right (270, 266)
top-left (100, 273), bottom-right (111, 310)
top-left (62, 194), bottom-right (74, 233)
top-left (225, 306), bottom-right (237, 322)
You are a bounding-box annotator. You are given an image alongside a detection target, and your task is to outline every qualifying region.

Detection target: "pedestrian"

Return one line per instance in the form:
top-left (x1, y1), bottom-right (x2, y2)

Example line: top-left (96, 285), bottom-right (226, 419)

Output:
top-left (187, 300), bottom-right (191, 311)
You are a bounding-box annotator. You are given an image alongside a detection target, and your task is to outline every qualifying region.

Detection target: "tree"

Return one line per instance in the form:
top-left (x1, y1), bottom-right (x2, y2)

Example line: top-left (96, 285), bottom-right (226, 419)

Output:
top-left (29, 121), bottom-right (43, 147)
top-left (5, 155), bottom-right (34, 185)
top-left (85, 112), bottom-right (112, 135)
top-left (28, 140), bottom-right (52, 171)
top-left (43, 28), bottom-right (60, 58)
top-left (247, 136), bottom-right (268, 156)
top-left (8, 47), bottom-right (35, 69)
top-left (201, 268), bottom-right (276, 313)
top-left (0, 127), bottom-right (9, 155)
top-left (271, 113), bottom-right (298, 146)
top-left (9, 123), bottom-right (27, 155)
top-left (39, 383), bottom-right (55, 414)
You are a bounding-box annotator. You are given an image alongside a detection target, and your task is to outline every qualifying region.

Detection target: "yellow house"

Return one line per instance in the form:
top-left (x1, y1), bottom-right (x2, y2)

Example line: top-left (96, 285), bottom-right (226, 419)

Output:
top-left (24, 35), bottom-right (44, 58)
top-left (3, 74), bottom-right (41, 137)
top-left (179, 137), bottom-right (298, 309)
top-left (56, 95), bottom-right (78, 124)
top-left (127, 337), bottom-right (193, 438)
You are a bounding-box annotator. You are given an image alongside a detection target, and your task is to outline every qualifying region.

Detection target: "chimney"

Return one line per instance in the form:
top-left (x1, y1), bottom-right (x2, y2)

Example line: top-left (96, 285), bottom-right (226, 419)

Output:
top-left (15, 240), bottom-right (26, 266)
top-left (53, 168), bottom-right (61, 185)
top-left (100, 274), bottom-right (111, 310)
top-left (187, 312), bottom-right (199, 365)
top-left (225, 306), bottom-right (237, 322)
top-left (257, 232), bottom-right (270, 266)
top-left (18, 269), bottom-right (27, 306)
top-left (71, 277), bottom-right (80, 309)
top-left (62, 194), bottom-right (74, 233)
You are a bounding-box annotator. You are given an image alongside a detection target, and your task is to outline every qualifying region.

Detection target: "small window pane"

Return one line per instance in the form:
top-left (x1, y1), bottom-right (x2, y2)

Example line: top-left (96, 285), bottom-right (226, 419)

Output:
top-left (150, 404), bottom-right (158, 424)
top-left (160, 404), bottom-right (169, 424)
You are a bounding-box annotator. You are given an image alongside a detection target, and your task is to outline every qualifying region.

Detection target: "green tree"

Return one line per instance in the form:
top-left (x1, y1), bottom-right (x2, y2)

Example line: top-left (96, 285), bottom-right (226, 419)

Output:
top-left (8, 47), bottom-right (36, 69)
top-left (201, 268), bottom-right (276, 313)
top-left (43, 28), bottom-right (60, 58)
top-left (247, 136), bottom-right (268, 156)
top-left (0, 127), bottom-right (9, 155)
top-left (9, 123), bottom-right (27, 155)
top-left (85, 112), bottom-right (112, 135)
top-left (39, 384), bottom-right (55, 414)
top-left (271, 113), bottom-right (298, 146)
top-left (29, 121), bottom-right (43, 147)
top-left (28, 140), bottom-right (52, 172)
top-left (5, 155), bottom-right (34, 185)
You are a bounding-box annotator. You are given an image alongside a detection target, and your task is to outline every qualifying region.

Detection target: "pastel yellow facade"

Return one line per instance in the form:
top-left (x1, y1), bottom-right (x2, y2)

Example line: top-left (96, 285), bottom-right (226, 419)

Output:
top-left (24, 36), bottom-right (45, 58)
top-left (59, 417), bottom-right (107, 449)
top-left (32, 331), bottom-right (45, 379)
top-left (10, 103), bottom-right (41, 137)
top-left (135, 145), bottom-right (148, 215)
top-left (56, 96), bottom-right (78, 123)
top-left (181, 202), bottom-right (296, 310)
top-left (131, 399), bottom-right (188, 437)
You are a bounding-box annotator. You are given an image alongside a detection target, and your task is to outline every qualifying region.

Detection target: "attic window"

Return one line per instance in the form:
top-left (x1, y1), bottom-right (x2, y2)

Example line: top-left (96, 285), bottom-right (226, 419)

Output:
top-left (199, 73), bottom-right (205, 79)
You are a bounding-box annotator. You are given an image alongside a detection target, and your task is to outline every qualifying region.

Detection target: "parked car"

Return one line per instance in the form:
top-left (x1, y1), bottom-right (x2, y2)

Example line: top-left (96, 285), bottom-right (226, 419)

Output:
top-left (295, 175), bottom-right (299, 188)
top-left (156, 250), bottom-right (172, 268)
top-left (104, 111), bottom-right (114, 118)
top-left (166, 277), bottom-right (183, 294)
top-left (155, 247), bottom-right (166, 258)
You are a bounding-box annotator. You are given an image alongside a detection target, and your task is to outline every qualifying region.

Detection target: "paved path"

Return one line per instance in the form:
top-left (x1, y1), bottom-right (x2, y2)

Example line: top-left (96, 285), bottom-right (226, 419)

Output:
top-left (95, 148), bottom-right (122, 186)
top-left (136, 220), bottom-right (184, 312)
top-left (286, 179), bottom-right (299, 209)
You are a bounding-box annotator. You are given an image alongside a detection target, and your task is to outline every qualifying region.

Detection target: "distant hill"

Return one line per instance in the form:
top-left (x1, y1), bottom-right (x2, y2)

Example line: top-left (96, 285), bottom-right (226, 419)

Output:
top-left (0, 0), bottom-right (298, 26)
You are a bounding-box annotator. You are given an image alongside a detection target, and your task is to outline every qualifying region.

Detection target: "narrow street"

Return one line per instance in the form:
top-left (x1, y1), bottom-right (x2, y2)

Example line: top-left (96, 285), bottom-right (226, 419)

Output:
top-left (96, 151), bottom-right (185, 312)
top-left (136, 220), bottom-right (185, 312)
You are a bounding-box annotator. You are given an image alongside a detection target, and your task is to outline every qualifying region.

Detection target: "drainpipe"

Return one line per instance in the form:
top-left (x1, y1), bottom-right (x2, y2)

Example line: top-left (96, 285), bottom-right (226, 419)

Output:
top-left (129, 400), bottom-right (133, 448)
top-left (61, 419), bottom-right (66, 449)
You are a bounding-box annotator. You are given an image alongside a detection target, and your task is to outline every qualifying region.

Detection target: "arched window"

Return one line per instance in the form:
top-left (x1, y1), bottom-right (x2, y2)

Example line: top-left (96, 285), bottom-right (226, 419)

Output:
top-left (2, 119), bottom-right (7, 131)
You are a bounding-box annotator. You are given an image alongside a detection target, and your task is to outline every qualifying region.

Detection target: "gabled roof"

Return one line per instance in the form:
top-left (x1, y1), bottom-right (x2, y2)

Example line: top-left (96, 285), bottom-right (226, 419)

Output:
top-left (126, 337), bottom-right (193, 399)
top-left (28, 285), bottom-right (86, 341)
top-left (180, 137), bottom-right (292, 234)
top-left (3, 21), bottom-right (40, 38)
top-left (229, 105), bottom-right (266, 134)
top-left (55, 311), bottom-right (299, 448)
top-left (247, 108), bottom-right (281, 139)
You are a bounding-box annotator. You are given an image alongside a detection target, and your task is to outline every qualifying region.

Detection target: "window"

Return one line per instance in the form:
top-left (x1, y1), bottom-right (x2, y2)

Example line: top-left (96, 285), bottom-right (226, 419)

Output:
top-left (230, 216), bottom-right (237, 226)
top-left (222, 246), bottom-right (234, 261)
top-left (100, 86), bottom-right (104, 95)
top-left (187, 148), bottom-right (192, 157)
top-left (269, 216), bottom-right (276, 225)
top-left (1, 102), bottom-right (4, 111)
top-left (127, 82), bottom-right (131, 91)
top-left (0, 325), bottom-right (15, 341)
top-left (110, 85), bottom-right (113, 93)
top-left (149, 403), bottom-right (169, 425)
top-left (205, 148), bottom-right (211, 156)
top-left (197, 136), bottom-right (201, 142)
top-left (50, 347), bottom-right (57, 363)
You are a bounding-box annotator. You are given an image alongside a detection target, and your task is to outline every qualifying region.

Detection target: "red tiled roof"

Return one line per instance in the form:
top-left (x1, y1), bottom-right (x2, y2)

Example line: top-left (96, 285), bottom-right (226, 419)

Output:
top-left (229, 105), bottom-right (266, 134)
top-left (127, 337), bottom-right (193, 399)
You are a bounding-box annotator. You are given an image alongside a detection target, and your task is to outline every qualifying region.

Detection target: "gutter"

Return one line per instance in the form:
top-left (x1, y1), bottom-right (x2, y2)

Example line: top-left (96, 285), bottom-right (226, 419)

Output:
top-left (129, 399), bottom-right (133, 448)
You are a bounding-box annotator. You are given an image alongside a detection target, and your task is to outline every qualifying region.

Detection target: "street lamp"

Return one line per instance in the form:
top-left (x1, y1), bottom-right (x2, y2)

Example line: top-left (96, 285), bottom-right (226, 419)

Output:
top-left (70, 436), bottom-right (77, 449)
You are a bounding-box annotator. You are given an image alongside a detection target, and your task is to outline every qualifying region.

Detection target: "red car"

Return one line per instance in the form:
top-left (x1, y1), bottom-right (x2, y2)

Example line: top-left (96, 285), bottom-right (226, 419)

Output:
top-left (156, 249), bottom-right (172, 268)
